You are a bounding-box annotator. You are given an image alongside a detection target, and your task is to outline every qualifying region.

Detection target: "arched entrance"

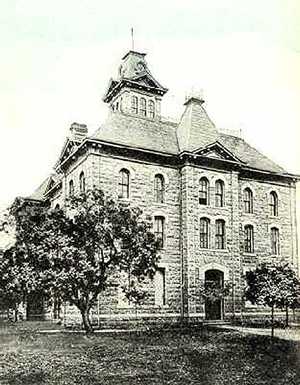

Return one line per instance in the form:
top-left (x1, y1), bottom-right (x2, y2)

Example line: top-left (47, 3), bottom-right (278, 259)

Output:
top-left (204, 269), bottom-right (224, 320)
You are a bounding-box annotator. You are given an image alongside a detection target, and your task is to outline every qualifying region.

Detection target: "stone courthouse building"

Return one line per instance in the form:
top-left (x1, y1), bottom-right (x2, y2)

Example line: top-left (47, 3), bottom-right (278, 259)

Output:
top-left (29, 50), bottom-right (299, 324)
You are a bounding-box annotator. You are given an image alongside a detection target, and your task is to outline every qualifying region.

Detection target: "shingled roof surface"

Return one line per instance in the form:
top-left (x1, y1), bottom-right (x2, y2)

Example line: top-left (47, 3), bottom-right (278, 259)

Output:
top-left (29, 177), bottom-right (50, 200)
top-left (218, 134), bottom-right (284, 173)
top-left (92, 111), bottom-right (285, 174)
top-left (93, 111), bottom-right (179, 154)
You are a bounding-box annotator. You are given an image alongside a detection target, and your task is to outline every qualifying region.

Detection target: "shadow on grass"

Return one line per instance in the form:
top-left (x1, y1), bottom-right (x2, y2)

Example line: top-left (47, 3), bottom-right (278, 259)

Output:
top-left (0, 325), bottom-right (299, 385)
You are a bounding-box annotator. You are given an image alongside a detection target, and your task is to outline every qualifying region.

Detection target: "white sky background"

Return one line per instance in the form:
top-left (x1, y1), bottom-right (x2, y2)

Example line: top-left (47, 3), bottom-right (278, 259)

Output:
top-left (0, 0), bottom-right (299, 228)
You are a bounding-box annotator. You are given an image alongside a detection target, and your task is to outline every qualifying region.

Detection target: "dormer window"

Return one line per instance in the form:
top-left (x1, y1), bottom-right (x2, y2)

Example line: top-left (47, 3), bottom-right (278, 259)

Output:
top-left (140, 97), bottom-right (147, 116)
top-left (131, 96), bottom-right (138, 114)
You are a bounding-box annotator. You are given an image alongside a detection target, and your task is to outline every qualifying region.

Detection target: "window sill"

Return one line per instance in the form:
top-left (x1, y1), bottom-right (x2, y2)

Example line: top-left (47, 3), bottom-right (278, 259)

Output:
top-left (243, 252), bottom-right (256, 257)
top-left (118, 197), bottom-right (131, 203)
top-left (199, 248), bottom-right (229, 253)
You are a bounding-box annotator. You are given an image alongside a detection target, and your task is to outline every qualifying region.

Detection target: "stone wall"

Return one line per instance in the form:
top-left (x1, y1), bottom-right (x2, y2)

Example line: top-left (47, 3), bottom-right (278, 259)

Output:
top-left (47, 145), bottom-right (297, 325)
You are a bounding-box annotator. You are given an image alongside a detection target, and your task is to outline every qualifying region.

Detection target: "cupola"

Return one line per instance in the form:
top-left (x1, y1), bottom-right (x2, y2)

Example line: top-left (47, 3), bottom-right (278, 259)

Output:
top-left (103, 51), bottom-right (168, 120)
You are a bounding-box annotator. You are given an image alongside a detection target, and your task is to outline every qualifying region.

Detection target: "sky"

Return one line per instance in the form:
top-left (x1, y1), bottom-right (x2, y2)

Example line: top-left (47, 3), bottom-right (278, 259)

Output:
top-left (0, 0), bottom-right (299, 217)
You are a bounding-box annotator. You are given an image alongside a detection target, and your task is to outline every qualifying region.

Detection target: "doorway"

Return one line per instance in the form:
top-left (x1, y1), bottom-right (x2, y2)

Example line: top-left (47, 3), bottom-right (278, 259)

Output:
top-left (204, 269), bottom-right (224, 320)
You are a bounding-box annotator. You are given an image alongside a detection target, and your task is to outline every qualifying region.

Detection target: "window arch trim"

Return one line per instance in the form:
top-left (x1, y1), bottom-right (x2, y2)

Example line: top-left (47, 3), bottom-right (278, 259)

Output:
top-left (79, 171), bottom-right (86, 193)
top-left (269, 191), bottom-right (278, 216)
top-left (118, 168), bottom-right (130, 199)
top-left (215, 179), bottom-right (225, 207)
top-left (199, 177), bottom-right (210, 205)
top-left (154, 174), bottom-right (165, 203)
top-left (199, 217), bottom-right (210, 249)
top-left (243, 187), bottom-right (253, 214)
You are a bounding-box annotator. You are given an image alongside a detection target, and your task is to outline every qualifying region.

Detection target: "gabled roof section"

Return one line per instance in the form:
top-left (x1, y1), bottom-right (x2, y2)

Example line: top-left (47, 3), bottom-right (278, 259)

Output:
top-left (29, 173), bottom-right (62, 201)
top-left (55, 138), bottom-right (81, 169)
top-left (92, 110), bottom-right (179, 155)
top-left (192, 141), bottom-right (245, 164)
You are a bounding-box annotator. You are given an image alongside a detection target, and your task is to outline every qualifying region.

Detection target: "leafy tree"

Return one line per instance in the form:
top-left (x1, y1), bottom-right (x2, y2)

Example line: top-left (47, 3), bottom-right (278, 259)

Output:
top-left (245, 263), bottom-right (300, 337)
top-left (199, 281), bottom-right (232, 304)
top-left (10, 189), bottom-right (160, 332)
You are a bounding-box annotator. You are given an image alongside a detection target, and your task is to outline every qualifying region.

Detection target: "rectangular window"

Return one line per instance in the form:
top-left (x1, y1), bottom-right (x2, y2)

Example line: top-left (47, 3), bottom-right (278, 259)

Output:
top-left (131, 96), bottom-right (138, 114)
top-left (200, 218), bottom-right (209, 249)
top-left (271, 228), bottom-right (280, 255)
top-left (154, 268), bottom-right (166, 306)
top-left (215, 220), bottom-right (225, 249)
top-left (154, 216), bottom-right (165, 249)
top-left (244, 226), bottom-right (254, 253)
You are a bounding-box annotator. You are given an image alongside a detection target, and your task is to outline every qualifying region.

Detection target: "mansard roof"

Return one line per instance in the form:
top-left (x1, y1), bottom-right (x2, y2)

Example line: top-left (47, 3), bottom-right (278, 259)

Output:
top-left (103, 50), bottom-right (168, 103)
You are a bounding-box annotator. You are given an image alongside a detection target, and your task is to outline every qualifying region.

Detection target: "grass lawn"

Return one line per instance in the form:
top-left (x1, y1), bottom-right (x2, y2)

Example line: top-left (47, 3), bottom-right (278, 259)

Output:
top-left (0, 322), bottom-right (299, 385)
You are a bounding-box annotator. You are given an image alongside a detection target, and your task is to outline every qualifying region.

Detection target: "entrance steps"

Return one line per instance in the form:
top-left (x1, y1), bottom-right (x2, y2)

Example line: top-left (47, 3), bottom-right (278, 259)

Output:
top-left (203, 320), bottom-right (231, 326)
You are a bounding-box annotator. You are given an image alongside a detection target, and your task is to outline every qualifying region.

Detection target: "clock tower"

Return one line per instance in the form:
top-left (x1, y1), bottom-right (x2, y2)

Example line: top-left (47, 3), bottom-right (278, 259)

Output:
top-left (103, 50), bottom-right (168, 120)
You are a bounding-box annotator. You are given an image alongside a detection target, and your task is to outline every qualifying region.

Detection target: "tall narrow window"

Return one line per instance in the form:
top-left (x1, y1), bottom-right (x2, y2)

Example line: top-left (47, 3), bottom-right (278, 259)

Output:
top-left (243, 188), bottom-right (253, 214)
top-left (131, 96), bottom-right (138, 114)
top-left (140, 97), bottom-right (147, 116)
top-left (200, 218), bottom-right (210, 249)
top-left (269, 191), bottom-right (278, 216)
top-left (199, 177), bottom-right (209, 205)
top-left (148, 100), bottom-right (155, 118)
top-left (244, 225), bottom-right (254, 253)
top-left (215, 180), bottom-right (225, 207)
top-left (271, 227), bottom-right (280, 255)
top-left (215, 219), bottom-right (226, 249)
top-left (154, 268), bottom-right (166, 306)
top-left (154, 174), bottom-right (165, 203)
top-left (118, 169), bottom-right (130, 199)
top-left (154, 216), bottom-right (165, 249)
top-left (79, 171), bottom-right (85, 193)
top-left (69, 179), bottom-right (74, 197)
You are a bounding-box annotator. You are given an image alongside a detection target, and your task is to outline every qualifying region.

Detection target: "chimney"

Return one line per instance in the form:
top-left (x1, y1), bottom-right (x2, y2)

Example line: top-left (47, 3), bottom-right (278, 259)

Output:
top-left (184, 89), bottom-right (205, 106)
top-left (69, 122), bottom-right (88, 142)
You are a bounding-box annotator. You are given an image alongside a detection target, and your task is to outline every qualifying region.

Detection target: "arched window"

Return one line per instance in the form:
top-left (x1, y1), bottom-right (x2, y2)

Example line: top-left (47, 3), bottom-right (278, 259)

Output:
top-left (148, 100), bottom-right (155, 119)
top-left (131, 96), bottom-right (138, 114)
top-left (200, 218), bottom-right (210, 249)
top-left (199, 177), bottom-right (209, 205)
top-left (140, 97), bottom-right (147, 116)
top-left (269, 191), bottom-right (278, 216)
top-left (118, 169), bottom-right (130, 199)
top-left (215, 219), bottom-right (225, 249)
top-left (154, 216), bottom-right (165, 249)
top-left (243, 188), bottom-right (253, 214)
top-left (55, 203), bottom-right (60, 210)
top-left (69, 180), bottom-right (74, 197)
top-left (244, 225), bottom-right (254, 253)
top-left (215, 180), bottom-right (225, 207)
top-left (271, 227), bottom-right (280, 255)
top-left (79, 171), bottom-right (85, 193)
top-left (154, 174), bottom-right (165, 203)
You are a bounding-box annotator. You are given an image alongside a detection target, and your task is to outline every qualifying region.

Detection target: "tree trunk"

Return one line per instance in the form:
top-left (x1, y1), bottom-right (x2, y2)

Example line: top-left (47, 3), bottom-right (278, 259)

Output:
top-left (271, 305), bottom-right (274, 339)
top-left (14, 304), bottom-right (18, 322)
top-left (285, 305), bottom-right (289, 328)
top-left (80, 308), bottom-right (93, 333)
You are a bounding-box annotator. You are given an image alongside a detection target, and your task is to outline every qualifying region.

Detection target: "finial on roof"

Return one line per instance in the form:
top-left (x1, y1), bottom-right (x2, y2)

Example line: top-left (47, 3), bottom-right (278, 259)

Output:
top-left (131, 27), bottom-right (134, 51)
